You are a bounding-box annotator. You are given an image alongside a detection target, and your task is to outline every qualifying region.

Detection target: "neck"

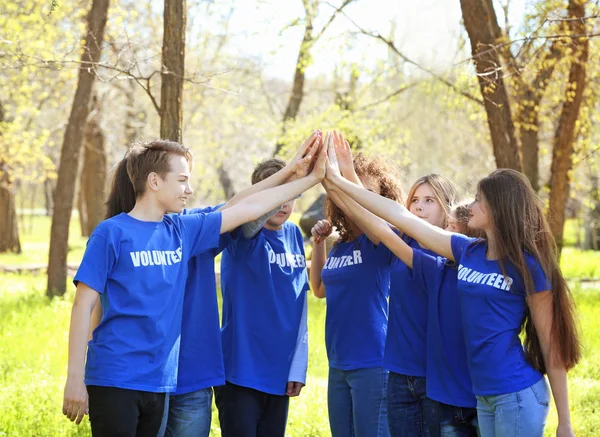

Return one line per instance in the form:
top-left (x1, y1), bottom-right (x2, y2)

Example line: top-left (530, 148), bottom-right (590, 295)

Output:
top-left (485, 231), bottom-right (498, 259)
top-left (128, 196), bottom-right (166, 222)
top-left (264, 222), bottom-right (283, 231)
top-left (346, 221), bottom-right (364, 242)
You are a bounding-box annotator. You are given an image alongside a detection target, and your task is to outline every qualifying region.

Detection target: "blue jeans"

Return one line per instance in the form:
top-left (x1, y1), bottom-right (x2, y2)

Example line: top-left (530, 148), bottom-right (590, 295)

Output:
top-left (387, 372), bottom-right (435, 437)
top-left (157, 388), bottom-right (213, 437)
top-left (476, 377), bottom-right (550, 437)
top-left (327, 367), bottom-right (390, 437)
top-left (435, 402), bottom-right (479, 437)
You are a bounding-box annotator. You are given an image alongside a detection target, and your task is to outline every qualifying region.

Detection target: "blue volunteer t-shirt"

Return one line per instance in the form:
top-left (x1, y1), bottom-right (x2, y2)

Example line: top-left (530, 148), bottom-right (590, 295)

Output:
top-left (384, 236), bottom-right (428, 377)
top-left (220, 221), bottom-right (309, 395)
top-left (174, 206), bottom-right (234, 395)
top-left (411, 249), bottom-right (476, 408)
top-left (74, 211), bottom-right (222, 393)
top-left (321, 233), bottom-right (394, 370)
top-left (451, 234), bottom-right (548, 396)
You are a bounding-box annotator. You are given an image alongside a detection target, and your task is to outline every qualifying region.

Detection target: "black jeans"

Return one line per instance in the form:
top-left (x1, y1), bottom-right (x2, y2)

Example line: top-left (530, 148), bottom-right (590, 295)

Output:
top-left (87, 385), bottom-right (166, 437)
top-left (214, 381), bottom-right (290, 437)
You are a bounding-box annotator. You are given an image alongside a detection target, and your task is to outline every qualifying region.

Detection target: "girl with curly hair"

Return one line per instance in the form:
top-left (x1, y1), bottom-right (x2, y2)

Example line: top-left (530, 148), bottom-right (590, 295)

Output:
top-left (310, 132), bottom-right (403, 437)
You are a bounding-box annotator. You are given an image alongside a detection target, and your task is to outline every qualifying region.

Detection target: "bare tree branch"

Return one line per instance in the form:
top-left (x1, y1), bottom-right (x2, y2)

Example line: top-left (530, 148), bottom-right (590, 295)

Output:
top-left (343, 13), bottom-right (484, 106)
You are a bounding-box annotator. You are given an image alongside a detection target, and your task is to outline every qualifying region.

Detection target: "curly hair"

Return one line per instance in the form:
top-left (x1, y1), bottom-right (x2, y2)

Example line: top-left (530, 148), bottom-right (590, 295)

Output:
top-left (326, 153), bottom-right (404, 243)
top-left (450, 200), bottom-right (485, 238)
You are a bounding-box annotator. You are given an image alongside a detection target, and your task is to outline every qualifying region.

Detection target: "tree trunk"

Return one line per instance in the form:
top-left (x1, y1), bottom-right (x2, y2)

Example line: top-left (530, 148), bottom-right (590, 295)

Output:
top-left (273, 0), bottom-right (314, 157)
top-left (547, 0), bottom-right (589, 255)
top-left (79, 106), bottom-right (107, 236)
top-left (0, 168), bottom-right (21, 254)
top-left (217, 164), bottom-right (236, 199)
top-left (583, 175), bottom-right (599, 251)
top-left (47, 0), bottom-right (110, 297)
top-left (460, 0), bottom-right (522, 171)
top-left (0, 101), bottom-right (21, 254)
top-left (160, 0), bottom-right (186, 142)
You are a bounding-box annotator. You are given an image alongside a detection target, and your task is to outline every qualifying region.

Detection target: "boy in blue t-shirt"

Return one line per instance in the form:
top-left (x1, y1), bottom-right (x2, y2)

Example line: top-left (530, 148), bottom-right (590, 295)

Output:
top-left (215, 158), bottom-right (310, 437)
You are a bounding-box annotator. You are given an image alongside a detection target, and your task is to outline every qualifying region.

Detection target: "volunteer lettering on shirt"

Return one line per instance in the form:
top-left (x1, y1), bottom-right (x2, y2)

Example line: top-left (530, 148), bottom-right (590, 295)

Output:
top-left (457, 265), bottom-right (514, 291)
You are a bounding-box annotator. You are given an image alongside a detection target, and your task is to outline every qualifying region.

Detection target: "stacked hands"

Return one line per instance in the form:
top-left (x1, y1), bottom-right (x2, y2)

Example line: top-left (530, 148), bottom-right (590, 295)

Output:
top-left (291, 129), bottom-right (352, 244)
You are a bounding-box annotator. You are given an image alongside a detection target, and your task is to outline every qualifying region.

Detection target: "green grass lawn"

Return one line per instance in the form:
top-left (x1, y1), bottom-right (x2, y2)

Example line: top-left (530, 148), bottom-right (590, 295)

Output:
top-left (0, 215), bottom-right (599, 436)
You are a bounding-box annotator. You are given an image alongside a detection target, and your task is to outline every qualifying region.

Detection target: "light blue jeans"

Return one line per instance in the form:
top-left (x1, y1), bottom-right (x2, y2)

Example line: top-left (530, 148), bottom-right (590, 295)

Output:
top-left (476, 377), bottom-right (550, 437)
top-left (328, 366), bottom-right (390, 437)
top-left (157, 388), bottom-right (213, 437)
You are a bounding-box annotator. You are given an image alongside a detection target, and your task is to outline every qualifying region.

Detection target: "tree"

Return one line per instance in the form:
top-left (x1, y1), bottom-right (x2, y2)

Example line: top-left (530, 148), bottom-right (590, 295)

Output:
top-left (273, 0), bottom-right (357, 157)
top-left (459, 0), bottom-right (522, 171)
top-left (78, 94), bottom-right (108, 236)
top-left (547, 0), bottom-right (589, 253)
top-left (47, 0), bottom-right (110, 297)
top-left (160, 0), bottom-right (186, 141)
top-left (0, 102), bottom-right (21, 254)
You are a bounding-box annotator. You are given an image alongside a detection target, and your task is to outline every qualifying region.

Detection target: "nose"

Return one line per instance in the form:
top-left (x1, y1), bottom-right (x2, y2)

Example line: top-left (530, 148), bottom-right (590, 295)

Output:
top-left (186, 183), bottom-right (193, 195)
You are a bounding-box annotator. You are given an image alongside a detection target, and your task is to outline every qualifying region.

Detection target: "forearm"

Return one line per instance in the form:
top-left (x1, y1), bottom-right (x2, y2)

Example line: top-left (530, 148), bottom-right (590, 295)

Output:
top-left (310, 241), bottom-right (327, 298)
top-left (222, 175), bottom-right (318, 233)
top-left (547, 365), bottom-right (571, 424)
top-left (219, 165), bottom-right (294, 210)
top-left (68, 299), bottom-right (95, 379)
top-left (327, 174), bottom-right (454, 260)
top-left (325, 182), bottom-right (386, 245)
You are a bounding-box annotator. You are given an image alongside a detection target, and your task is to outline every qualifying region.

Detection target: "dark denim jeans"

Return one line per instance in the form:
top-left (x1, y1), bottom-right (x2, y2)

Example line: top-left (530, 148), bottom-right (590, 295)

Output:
top-left (214, 382), bottom-right (289, 437)
top-left (429, 401), bottom-right (479, 437)
top-left (327, 366), bottom-right (390, 437)
top-left (387, 372), bottom-right (436, 437)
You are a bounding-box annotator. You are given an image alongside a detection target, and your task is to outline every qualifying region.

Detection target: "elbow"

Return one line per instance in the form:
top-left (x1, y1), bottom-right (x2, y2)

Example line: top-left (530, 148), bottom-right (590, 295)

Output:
top-left (312, 285), bottom-right (326, 299)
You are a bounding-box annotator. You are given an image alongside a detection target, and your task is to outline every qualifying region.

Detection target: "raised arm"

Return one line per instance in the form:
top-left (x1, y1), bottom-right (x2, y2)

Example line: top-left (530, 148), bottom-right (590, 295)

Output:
top-left (330, 184), bottom-right (414, 268)
top-left (528, 292), bottom-right (575, 437)
top-left (218, 131), bottom-right (322, 211)
top-left (220, 141), bottom-right (326, 234)
top-left (324, 148), bottom-right (455, 261)
top-left (63, 282), bottom-right (99, 425)
top-left (323, 131), bottom-right (384, 245)
top-left (310, 219), bottom-right (333, 298)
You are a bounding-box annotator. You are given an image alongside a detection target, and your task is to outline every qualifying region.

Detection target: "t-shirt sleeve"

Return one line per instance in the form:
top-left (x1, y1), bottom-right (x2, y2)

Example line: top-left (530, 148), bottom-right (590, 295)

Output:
top-left (526, 255), bottom-right (552, 292)
top-left (179, 211), bottom-right (223, 258)
top-left (411, 249), bottom-right (445, 294)
top-left (73, 232), bottom-right (116, 294)
top-left (451, 234), bottom-right (476, 264)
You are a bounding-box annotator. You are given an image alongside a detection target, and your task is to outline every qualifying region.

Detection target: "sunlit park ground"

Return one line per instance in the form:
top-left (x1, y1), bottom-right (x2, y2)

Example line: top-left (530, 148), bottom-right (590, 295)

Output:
top-left (0, 215), bottom-right (599, 436)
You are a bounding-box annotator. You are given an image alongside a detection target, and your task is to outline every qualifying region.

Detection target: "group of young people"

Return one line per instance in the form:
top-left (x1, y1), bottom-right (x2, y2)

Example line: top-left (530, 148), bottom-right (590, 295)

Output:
top-left (62, 130), bottom-right (580, 437)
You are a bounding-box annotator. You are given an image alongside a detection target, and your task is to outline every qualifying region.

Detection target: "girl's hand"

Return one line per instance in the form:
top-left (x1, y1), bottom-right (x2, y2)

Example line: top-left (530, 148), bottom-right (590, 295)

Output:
top-left (556, 422), bottom-right (575, 437)
top-left (325, 132), bottom-right (342, 180)
top-left (310, 136), bottom-right (327, 181)
top-left (311, 219), bottom-right (333, 244)
top-left (290, 131), bottom-right (322, 178)
top-left (333, 131), bottom-right (354, 177)
top-left (63, 376), bottom-right (88, 425)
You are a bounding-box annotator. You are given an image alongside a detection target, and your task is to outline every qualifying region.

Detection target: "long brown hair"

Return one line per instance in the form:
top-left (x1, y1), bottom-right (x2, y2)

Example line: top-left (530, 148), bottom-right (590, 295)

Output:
top-left (105, 140), bottom-right (193, 218)
top-left (478, 169), bottom-right (581, 373)
top-left (406, 174), bottom-right (459, 229)
top-left (326, 153), bottom-right (403, 243)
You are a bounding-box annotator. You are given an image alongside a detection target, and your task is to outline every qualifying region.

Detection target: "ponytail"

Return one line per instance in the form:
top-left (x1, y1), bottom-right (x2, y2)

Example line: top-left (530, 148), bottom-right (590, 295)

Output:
top-left (105, 157), bottom-right (136, 218)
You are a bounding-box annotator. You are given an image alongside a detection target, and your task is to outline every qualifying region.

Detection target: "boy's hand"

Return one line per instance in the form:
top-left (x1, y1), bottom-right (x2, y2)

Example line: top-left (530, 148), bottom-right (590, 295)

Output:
top-left (290, 131), bottom-right (322, 179)
top-left (286, 381), bottom-right (305, 397)
top-left (63, 376), bottom-right (88, 425)
top-left (311, 219), bottom-right (333, 244)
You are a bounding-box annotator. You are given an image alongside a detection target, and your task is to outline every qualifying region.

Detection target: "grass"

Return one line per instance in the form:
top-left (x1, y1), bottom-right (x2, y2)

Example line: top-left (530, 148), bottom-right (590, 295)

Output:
top-left (0, 214), bottom-right (599, 436)
top-left (0, 275), bottom-right (599, 436)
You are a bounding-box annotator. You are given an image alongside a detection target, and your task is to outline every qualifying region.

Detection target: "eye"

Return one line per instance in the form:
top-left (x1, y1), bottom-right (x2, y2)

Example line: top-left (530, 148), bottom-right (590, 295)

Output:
top-left (426, 198), bottom-right (434, 203)
top-left (411, 198), bottom-right (418, 203)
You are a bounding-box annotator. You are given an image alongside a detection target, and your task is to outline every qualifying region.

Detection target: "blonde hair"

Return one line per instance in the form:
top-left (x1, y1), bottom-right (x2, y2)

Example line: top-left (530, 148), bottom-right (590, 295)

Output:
top-left (406, 174), bottom-right (459, 228)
